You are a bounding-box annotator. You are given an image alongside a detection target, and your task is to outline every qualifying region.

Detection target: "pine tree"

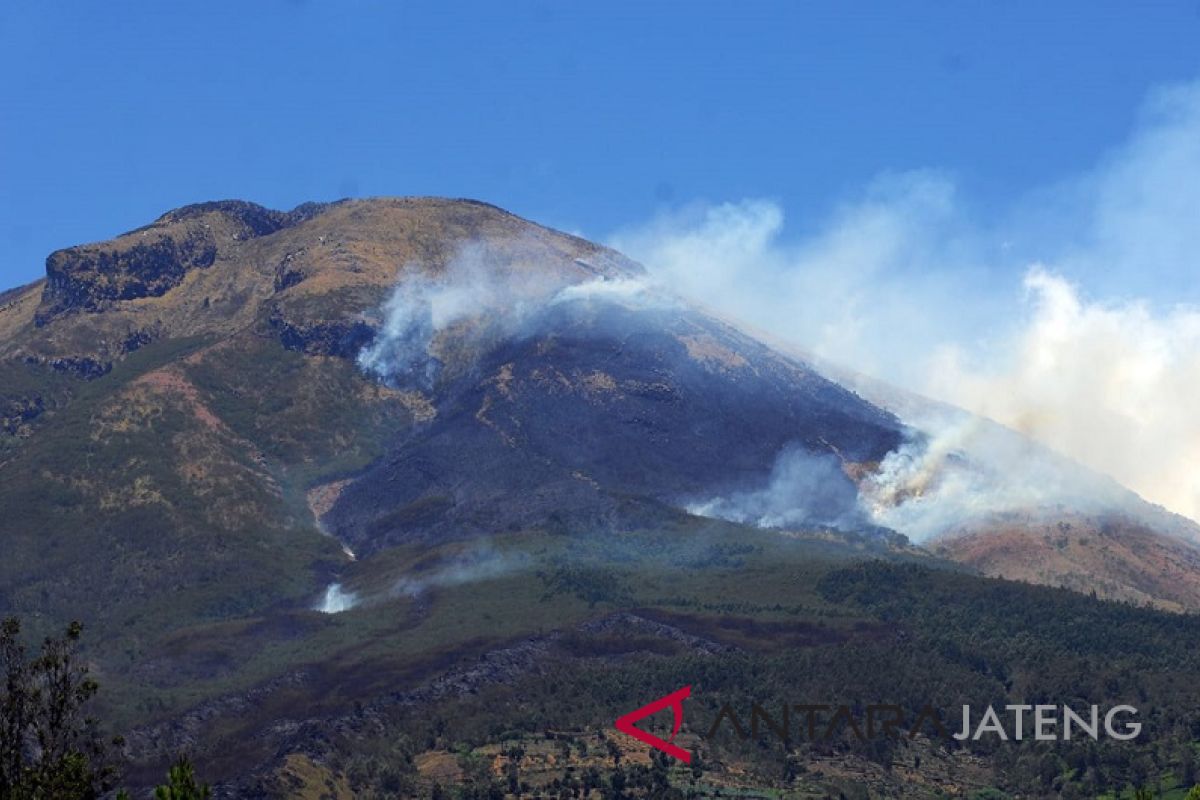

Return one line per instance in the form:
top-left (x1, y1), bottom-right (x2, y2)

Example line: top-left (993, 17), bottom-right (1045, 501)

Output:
top-left (0, 617), bottom-right (122, 798)
top-left (153, 757), bottom-right (211, 800)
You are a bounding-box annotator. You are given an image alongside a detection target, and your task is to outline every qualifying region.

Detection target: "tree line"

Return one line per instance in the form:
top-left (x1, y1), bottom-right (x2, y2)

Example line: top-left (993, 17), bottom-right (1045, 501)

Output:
top-left (1, 617), bottom-right (209, 800)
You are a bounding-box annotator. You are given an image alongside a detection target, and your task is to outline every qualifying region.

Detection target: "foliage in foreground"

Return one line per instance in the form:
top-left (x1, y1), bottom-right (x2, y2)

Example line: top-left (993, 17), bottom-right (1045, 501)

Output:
top-left (0, 617), bottom-right (122, 799)
top-left (151, 756), bottom-right (212, 800)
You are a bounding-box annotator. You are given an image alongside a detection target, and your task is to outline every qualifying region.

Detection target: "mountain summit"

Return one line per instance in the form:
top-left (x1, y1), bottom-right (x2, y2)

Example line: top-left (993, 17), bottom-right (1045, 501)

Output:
top-left (0, 196), bottom-right (902, 640)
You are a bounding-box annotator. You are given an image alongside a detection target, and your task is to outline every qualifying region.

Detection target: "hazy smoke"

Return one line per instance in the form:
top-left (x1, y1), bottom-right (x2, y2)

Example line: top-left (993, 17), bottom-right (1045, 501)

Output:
top-left (390, 544), bottom-right (529, 598)
top-left (358, 243), bottom-right (670, 387)
top-left (356, 243), bottom-right (553, 386)
top-left (611, 79), bottom-right (1200, 530)
top-left (686, 446), bottom-right (867, 533)
top-left (685, 413), bottom-right (1139, 543)
top-left (550, 276), bottom-right (673, 310)
top-left (928, 269), bottom-right (1200, 527)
top-left (314, 546), bottom-right (529, 613)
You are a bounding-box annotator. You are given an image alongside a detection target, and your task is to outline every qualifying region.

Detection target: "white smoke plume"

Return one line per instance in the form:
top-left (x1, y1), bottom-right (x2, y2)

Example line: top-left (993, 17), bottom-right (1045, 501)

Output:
top-left (926, 269), bottom-right (1200, 528)
top-left (315, 582), bottom-right (358, 614)
top-left (686, 446), bottom-right (867, 533)
top-left (550, 276), bottom-right (676, 310)
top-left (858, 411), bottom-right (1134, 541)
top-left (356, 242), bottom-right (555, 385)
top-left (314, 545), bottom-right (529, 613)
top-left (610, 79), bottom-right (1200, 535)
top-left (357, 242), bottom-right (670, 387)
top-left (390, 544), bottom-right (530, 598)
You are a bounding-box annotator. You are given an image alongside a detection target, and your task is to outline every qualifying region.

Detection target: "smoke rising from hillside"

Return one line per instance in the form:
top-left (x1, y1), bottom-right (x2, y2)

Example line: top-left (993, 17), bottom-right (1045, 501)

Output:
top-left (611, 79), bottom-right (1200, 532)
top-left (686, 446), bottom-right (869, 533)
top-left (314, 545), bottom-right (530, 613)
top-left (357, 242), bottom-right (671, 387)
top-left (355, 243), bottom-right (554, 385)
top-left (315, 582), bottom-right (358, 614)
top-left (924, 269), bottom-right (1200, 529)
top-left (390, 545), bottom-right (529, 598)
top-left (858, 413), bottom-right (1134, 541)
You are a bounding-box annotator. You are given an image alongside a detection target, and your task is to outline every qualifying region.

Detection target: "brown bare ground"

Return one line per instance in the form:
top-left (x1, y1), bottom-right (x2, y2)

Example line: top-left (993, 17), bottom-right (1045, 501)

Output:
top-left (133, 368), bottom-right (225, 431)
top-left (677, 332), bottom-right (750, 371)
top-left (306, 478), bottom-right (352, 522)
top-left (935, 513), bottom-right (1200, 612)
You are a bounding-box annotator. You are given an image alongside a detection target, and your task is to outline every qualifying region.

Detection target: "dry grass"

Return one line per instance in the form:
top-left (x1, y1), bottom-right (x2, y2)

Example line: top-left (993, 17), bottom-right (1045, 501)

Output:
top-left (935, 512), bottom-right (1200, 611)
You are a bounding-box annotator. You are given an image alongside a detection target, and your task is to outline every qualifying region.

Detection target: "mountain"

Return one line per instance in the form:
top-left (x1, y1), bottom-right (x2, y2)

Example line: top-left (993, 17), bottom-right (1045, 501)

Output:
top-left (0, 197), bottom-right (902, 629)
top-left (3, 198), bottom-right (1200, 796)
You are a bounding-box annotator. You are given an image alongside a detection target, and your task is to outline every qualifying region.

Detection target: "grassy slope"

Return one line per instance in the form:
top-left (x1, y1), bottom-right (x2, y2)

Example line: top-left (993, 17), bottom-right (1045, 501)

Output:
top-left (0, 329), bottom-right (428, 725)
top-left (934, 515), bottom-right (1200, 612)
top-left (4, 332), bottom-right (1197, 797)
top-left (0, 198), bottom-right (662, 743)
top-left (94, 514), bottom-right (1200, 798)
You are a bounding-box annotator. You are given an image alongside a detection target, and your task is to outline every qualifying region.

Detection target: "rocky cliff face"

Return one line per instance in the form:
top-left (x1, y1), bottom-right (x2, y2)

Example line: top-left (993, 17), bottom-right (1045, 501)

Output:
top-left (4, 198), bottom-right (639, 371)
top-left (39, 225), bottom-right (218, 318)
top-left (34, 200), bottom-right (309, 324)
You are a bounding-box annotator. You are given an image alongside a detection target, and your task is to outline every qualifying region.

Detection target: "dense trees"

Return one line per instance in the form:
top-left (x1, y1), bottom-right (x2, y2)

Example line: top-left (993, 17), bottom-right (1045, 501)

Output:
top-left (6, 558), bottom-right (1200, 797)
top-left (0, 618), bottom-right (121, 799)
top-left (1, 617), bottom-right (209, 800)
top-left (337, 559), bottom-right (1200, 797)
top-left (151, 757), bottom-right (211, 800)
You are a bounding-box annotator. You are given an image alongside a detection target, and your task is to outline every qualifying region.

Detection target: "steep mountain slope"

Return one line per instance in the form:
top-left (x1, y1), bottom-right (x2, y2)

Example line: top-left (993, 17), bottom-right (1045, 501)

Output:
top-left (326, 299), bottom-right (901, 554)
top-left (827, 365), bottom-right (1200, 608)
top-left (0, 198), bottom-right (659, 697)
top-left (932, 512), bottom-right (1200, 612)
top-left (4, 196), bottom-right (1199, 639)
top-left (0, 197), bottom-right (902, 707)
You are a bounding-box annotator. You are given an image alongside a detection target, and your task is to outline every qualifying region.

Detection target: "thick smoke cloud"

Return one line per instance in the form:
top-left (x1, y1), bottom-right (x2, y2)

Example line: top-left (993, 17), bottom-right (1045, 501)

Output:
top-left (858, 411), bottom-right (1134, 541)
top-left (927, 270), bottom-right (1200, 528)
top-left (686, 446), bottom-right (868, 533)
top-left (611, 79), bottom-right (1200, 533)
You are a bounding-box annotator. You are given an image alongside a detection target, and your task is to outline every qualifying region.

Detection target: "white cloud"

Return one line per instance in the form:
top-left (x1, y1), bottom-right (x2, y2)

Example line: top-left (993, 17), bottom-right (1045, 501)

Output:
top-left (609, 79), bottom-right (1200, 530)
top-left (929, 269), bottom-right (1200, 525)
top-left (609, 173), bottom-right (998, 391)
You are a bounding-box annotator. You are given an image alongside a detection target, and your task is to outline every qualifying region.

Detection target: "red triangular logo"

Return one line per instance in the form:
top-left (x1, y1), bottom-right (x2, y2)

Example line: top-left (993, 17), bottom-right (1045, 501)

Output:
top-left (614, 685), bottom-right (692, 763)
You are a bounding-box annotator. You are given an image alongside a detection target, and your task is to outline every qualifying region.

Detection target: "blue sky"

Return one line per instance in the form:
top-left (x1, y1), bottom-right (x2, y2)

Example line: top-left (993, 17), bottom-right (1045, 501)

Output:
top-left (2, 3), bottom-right (1200, 521)
top-left (3, 1), bottom-right (1200, 290)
